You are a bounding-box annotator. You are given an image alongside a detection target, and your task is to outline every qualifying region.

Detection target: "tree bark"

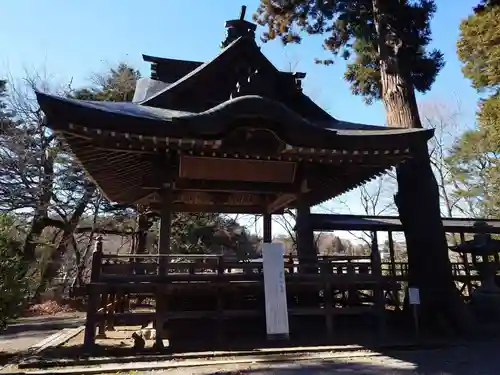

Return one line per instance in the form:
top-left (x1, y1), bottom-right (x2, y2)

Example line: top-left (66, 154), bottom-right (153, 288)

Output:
top-left (22, 147), bottom-right (56, 263)
top-left (35, 185), bottom-right (95, 299)
top-left (372, 0), bottom-right (475, 334)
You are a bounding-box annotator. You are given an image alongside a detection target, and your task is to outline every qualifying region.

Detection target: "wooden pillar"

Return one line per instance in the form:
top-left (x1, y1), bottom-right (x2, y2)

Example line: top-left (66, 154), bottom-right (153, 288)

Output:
top-left (387, 231), bottom-right (400, 309)
top-left (158, 186), bottom-right (172, 276)
top-left (84, 236), bottom-right (103, 350)
top-left (460, 232), bottom-right (473, 298)
top-left (155, 185), bottom-right (172, 351)
top-left (295, 200), bottom-right (316, 272)
top-left (370, 231), bottom-right (385, 338)
top-left (136, 209), bottom-right (149, 255)
top-left (263, 213), bottom-right (272, 243)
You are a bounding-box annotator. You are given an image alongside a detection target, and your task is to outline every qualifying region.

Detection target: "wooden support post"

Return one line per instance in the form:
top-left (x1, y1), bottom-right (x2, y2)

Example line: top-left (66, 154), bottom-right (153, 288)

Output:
top-left (106, 291), bottom-right (116, 331)
top-left (321, 261), bottom-right (333, 338)
top-left (97, 292), bottom-right (108, 337)
top-left (154, 287), bottom-right (165, 350)
top-left (370, 232), bottom-right (385, 339)
top-left (460, 232), bottom-right (473, 298)
top-left (296, 201), bottom-right (316, 273)
top-left (158, 186), bottom-right (172, 276)
top-left (263, 213), bottom-right (272, 243)
top-left (216, 256), bottom-right (225, 344)
top-left (387, 231), bottom-right (399, 309)
top-left (155, 156), bottom-right (174, 350)
top-left (296, 200), bottom-right (318, 308)
top-left (388, 231), bottom-right (396, 276)
top-left (84, 236), bottom-right (103, 350)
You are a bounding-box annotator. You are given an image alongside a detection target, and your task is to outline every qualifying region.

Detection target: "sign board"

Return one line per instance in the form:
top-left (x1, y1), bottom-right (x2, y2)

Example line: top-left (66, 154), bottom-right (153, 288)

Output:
top-left (262, 243), bottom-right (289, 338)
top-left (408, 287), bottom-right (420, 305)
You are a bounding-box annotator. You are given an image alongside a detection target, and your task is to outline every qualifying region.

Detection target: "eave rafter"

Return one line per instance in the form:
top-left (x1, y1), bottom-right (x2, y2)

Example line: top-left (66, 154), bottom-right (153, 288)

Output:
top-left (61, 125), bottom-right (414, 166)
top-left (59, 125), bottom-right (414, 208)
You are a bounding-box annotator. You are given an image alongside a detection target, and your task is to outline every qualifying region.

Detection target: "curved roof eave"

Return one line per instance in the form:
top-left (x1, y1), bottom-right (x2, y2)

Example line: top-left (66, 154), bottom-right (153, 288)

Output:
top-left (35, 91), bottom-right (433, 150)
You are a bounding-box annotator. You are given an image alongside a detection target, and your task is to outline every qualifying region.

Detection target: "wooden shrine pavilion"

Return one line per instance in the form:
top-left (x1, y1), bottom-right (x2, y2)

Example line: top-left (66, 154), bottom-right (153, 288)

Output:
top-left (36, 9), bottom-right (433, 265)
top-left (32, 7), bottom-right (447, 349)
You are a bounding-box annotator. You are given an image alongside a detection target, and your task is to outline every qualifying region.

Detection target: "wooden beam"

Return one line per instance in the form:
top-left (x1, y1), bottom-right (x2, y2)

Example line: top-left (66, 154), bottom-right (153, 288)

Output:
top-left (142, 178), bottom-right (298, 193)
top-left (263, 213), bottom-right (272, 243)
top-left (147, 203), bottom-right (276, 214)
top-left (267, 193), bottom-right (297, 214)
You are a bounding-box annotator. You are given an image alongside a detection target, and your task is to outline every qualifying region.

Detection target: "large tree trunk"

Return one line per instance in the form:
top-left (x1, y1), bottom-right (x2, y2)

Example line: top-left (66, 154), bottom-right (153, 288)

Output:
top-left (35, 186), bottom-right (95, 299)
top-left (372, 0), bottom-right (475, 334)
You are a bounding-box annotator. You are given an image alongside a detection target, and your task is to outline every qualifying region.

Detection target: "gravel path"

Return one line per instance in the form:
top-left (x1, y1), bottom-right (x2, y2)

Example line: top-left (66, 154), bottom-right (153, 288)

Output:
top-left (134, 342), bottom-right (500, 375)
top-left (0, 313), bottom-right (84, 355)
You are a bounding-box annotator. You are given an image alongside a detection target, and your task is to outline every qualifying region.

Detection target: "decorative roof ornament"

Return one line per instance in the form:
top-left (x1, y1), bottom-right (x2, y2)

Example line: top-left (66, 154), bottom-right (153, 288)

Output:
top-left (220, 5), bottom-right (257, 48)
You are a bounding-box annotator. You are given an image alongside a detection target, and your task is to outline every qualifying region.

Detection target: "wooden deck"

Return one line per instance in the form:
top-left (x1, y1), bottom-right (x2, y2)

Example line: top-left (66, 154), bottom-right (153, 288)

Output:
top-left (82, 215), bottom-right (500, 349)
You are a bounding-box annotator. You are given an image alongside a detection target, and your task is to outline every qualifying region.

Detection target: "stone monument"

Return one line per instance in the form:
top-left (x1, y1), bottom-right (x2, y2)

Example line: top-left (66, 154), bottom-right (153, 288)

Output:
top-left (450, 222), bottom-right (500, 322)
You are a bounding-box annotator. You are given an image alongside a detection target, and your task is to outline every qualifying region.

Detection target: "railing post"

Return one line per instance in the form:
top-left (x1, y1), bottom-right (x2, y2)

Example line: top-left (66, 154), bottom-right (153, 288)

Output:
top-left (321, 260), bottom-right (333, 338)
top-left (84, 236), bottom-right (103, 350)
top-left (459, 232), bottom-right (473, 298)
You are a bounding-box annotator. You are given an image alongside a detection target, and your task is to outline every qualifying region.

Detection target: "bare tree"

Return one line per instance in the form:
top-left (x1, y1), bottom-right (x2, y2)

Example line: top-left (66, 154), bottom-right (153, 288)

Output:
top-left (271, 208), bottom-right (324, 255)
top-left (0, 70), bottom-right (96, 295)
top-left (419, 97), bottom-right (470, 218)
top-left (331, 173), bottom-right (396, 247)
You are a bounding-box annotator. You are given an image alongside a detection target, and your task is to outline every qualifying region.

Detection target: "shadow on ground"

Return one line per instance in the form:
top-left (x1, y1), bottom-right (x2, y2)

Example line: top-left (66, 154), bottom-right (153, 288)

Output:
top-left (184, 341), bottom-right (500, 375)
top-left (15, 314), bottom-right (500, 375)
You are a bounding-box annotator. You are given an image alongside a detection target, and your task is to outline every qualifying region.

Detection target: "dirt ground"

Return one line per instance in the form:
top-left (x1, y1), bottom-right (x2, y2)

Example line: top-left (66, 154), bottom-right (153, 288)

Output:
top-left (0, 312), bottom-right (84, 361)
top-left (122, 341), bottom-right (500, 375)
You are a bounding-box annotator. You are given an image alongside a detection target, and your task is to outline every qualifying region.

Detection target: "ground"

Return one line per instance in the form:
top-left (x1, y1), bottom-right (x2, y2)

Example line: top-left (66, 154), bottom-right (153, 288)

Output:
top-left (2, 303), bottom-right (500, 375)
top-left (110, 342), bottom-right (500, 374)
top-left (0, 311), bottom-right (84, 365)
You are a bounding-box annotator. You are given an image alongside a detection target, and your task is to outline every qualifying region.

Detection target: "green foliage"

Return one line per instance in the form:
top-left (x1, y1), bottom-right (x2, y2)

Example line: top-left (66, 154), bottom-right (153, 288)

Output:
top-left (254, 0), bottom-right (443, 104)
top-left (457, 4), bottom-right (500, 92)
top-left (445, 129), bottom-right (500, 218)
top-left (0, 214), bottom-right (29, 330)
top-left (72, 63), bottom-right (141, 102)
top-left (453, 1), bottom-right (500, 219)
top-left (477, 94), bottom-right (500, 149)
top-left (170, 213), bottom-right (257, 258)
top-left (457, 1), bottom-right (500, 145)
top-left (0, 79), bottom-right (12, 134)
top-left (0, 80), bottom-right (9, 116)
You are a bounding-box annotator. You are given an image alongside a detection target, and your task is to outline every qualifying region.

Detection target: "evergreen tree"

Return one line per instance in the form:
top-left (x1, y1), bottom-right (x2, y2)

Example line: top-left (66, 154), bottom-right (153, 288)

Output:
top-left (254, 0), bottom-right (473, 332)
top-left (0, 214), bottom-right (28, 330)
top-left (0, 80), bottom-right (11, 129)
top-left (457, 1), bottom-right (500, 148)
top-left (453, 1), bottom-right (500, 220)
top-left (446, 129), bottom-right (500, 218)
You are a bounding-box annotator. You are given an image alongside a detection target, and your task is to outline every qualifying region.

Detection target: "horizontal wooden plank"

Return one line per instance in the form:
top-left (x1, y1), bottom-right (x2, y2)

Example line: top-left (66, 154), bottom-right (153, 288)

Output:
top-left (95, 309), bottom-right (263, 322)
top-left (289, 306), bottom-right (375, 316)
top-left (95, 306), bottom-right (377, 325)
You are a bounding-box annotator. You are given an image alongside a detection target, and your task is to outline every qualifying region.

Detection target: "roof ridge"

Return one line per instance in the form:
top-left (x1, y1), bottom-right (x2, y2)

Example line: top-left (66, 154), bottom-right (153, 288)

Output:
top-left (140, 36), bottom-right (249, 107)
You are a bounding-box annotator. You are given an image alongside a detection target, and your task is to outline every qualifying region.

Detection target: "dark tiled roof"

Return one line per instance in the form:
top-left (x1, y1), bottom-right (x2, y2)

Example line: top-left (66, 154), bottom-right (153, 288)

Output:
top-left (310, 214), bottom-right (500, 233)
top-left (36, 91), bottom-right (432, 150)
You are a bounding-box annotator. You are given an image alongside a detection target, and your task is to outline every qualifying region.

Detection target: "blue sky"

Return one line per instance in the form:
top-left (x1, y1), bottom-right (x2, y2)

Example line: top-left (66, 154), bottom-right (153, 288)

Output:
top-left (0, 0), bottom-right (481, 236)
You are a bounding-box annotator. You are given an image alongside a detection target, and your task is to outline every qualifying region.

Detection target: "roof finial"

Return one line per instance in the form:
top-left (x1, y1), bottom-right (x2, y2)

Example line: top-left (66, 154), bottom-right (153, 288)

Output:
top-left (240, 5), bottom-right (247, 20)
top-left (220, 5), bottom-right (257, 49)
